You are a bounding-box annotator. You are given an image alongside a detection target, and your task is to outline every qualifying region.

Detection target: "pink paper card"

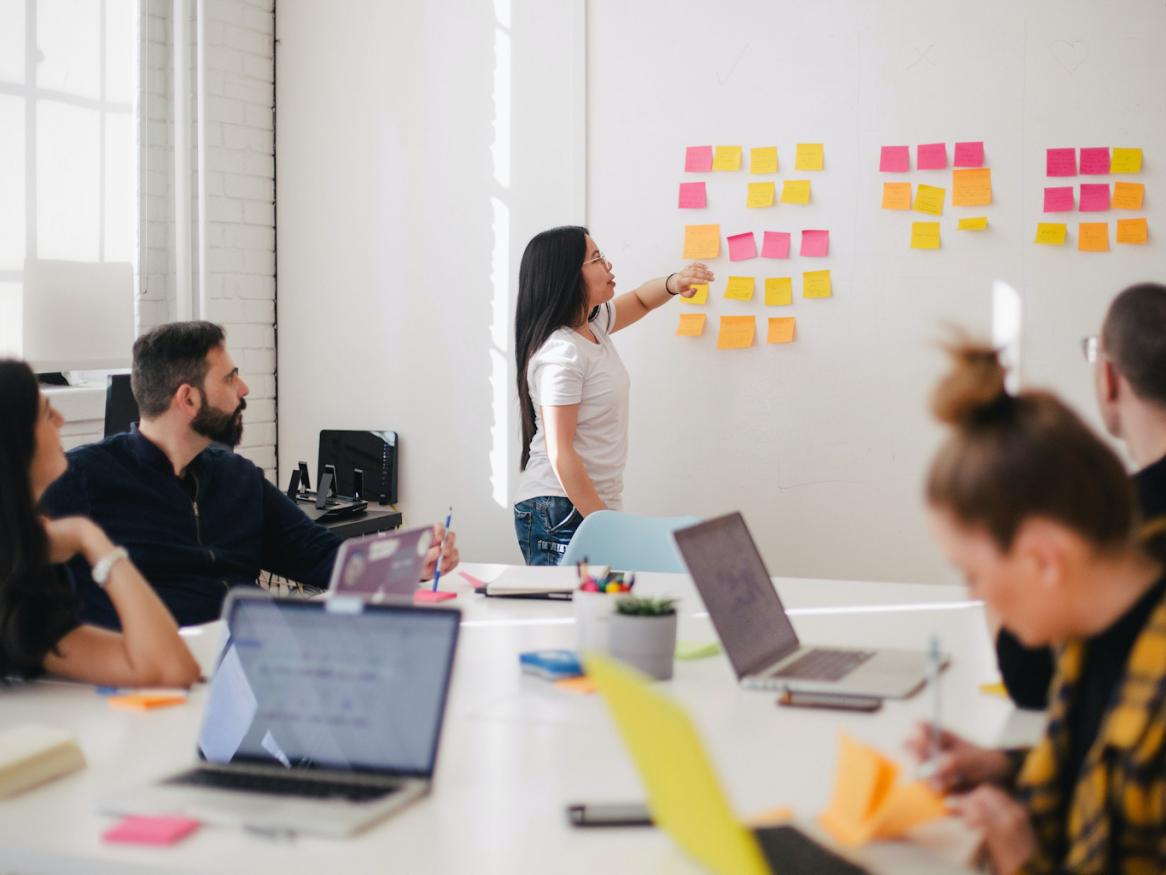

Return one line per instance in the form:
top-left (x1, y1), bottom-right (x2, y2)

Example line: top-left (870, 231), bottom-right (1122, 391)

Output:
top-left (414, 590), bottom-right (457, 603)
top-left (953, 141), bottom-right (985, 168)
top-left (1046, 148), bottom-right (1077, 177)
top-left (727, 232), bottom-right (758, 261)
top-left (103, 816), bottom-right (201, 846)
top-left (1079, 147), bottom-right (1110, 175)
top-left (916, 143), bottom-right (947, 170)
top-left (761, 231), bottom-right (791, 259)
top-left (678, 182), bottom-right (707, 209)
top-left (1079, 183), bottom-right (1111, 212)
top-left (1043, 186), bottom-right (1074, 212)
top-left (684, 145), bottom-right (713, 172)
top-left (879, 145), bottom-right (910, 172)
top-left (800, 229), bottom-right (829, 258)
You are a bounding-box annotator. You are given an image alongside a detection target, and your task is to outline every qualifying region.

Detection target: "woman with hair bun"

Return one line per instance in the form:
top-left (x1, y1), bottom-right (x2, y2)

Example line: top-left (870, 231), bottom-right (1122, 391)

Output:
top-left (904, 341), bottom-right (1166, 874)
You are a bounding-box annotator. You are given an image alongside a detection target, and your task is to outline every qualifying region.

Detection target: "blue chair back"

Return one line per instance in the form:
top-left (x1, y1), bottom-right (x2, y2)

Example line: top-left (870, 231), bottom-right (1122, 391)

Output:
top-left (560, 510), bottom-right (701, 573)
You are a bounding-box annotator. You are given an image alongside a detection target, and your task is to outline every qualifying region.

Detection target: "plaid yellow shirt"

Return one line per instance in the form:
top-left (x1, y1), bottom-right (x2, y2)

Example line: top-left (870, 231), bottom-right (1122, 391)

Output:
top-left (1012, 588), bottom-right (1166, 874)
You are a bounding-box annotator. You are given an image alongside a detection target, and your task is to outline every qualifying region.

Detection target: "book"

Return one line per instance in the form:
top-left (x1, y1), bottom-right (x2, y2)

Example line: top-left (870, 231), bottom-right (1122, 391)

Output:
top-left (484, 565), bottom-right (609, 598)
top-left (0, 725), bottom-right (86, 799)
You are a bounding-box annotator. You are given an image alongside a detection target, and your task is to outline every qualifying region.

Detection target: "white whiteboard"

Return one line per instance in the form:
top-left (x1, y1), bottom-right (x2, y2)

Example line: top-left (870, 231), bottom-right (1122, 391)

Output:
top-left (588, 0), bottom-right (1166, 584)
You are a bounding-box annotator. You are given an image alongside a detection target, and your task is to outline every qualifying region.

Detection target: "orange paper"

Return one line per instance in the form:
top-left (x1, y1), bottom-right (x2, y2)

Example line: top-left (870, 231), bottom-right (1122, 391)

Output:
top-left (676, 313), bottom-right (707, 337)
top-left (108, 693), bottom-right (188, 711)
top-left (766, 317), bottom-right (796, 344)
top-left (683, 224), bottom-right (721, 259)
top-left (1116, 218), bottom-right (1148, 244)
top-left (951, 168), bottom-right (992, 206)
top-left (1112, 182), bottom-right (1145, 210)
top-left (881, 182), bottom-right (911, 210)
top-left (716, 316), bottom-right (755, 350)
top-left (554, 676), bottom-right (598, 695)
top-left (1078, 222), bottom-right (1110, 252)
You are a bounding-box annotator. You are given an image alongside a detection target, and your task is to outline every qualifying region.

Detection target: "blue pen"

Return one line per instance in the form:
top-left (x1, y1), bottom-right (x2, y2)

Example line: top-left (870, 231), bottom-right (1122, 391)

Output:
top-left (431, 507), bottom-right (453, 592)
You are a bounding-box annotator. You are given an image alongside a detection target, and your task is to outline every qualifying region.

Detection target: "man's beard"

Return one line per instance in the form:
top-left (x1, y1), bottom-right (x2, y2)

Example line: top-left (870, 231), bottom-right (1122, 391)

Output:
top-left (192, 398), bottom-right (246, 447)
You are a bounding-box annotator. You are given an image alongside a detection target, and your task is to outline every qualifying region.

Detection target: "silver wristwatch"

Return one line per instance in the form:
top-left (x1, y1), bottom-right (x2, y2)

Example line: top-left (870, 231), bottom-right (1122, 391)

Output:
top-left (91, 547), bottom-right (129, 588)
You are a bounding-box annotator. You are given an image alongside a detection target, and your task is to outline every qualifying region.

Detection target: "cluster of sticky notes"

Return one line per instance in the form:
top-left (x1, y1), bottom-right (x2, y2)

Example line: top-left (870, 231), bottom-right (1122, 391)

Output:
top-left (708, 315), bottom-right (798, 348)
top-left (681, 144), bottom-right (822, 211)
top-left (1038, 147), bottom-right (1147, 250)
top-left (881, 141), bottom-right (991, 247)
top-left (718, 229), bottom-right (830, 262)
top-left (818, 734), bottom-right (947, 848)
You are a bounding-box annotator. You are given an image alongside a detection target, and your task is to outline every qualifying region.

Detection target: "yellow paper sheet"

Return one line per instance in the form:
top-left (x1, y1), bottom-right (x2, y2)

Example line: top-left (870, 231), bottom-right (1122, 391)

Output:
top-left (713, 145), bottom-right (743, 171)
top-left (683, 224), bottom-right (721, 259)
top-left (912, 184), bottom-right (946, 216)
top-left (680, 283), bottom-right (709, 305)
top-left (717, 316), bottom-right (755, 349)
top-left (1078, 222), bottom-right (1110, 252)
top-left (1111, 147), bottom-right (1143, 174)
top-left (676, 313), bottom-right (707, 337)
top-left (881, 182), bottom-right (911, 210)
top-left (750, 146), bottom-right (778, 174)
top-left (764, 277), bottom-right (793, 306)
top-left (766, 317), bottom-right (796, 344)
top-left (1112, 182), bottom-right (1145, 210)
top-left (803, 269), bottom-right (832, 299)
top-left (780, 179), bottom-right (812, 205)
top-left (1116, 218), bottom-right (1148, 244)
top-left (951, 168), bottom-right (992, 206)
top-left (746, 182), bottom-right (776, 208)
top-left (725, 276), bottom-right (756, 301)
top-left (1034, 222), bottom-right (1067, 245)
top-left (795, 142), bottom-right (824, 171)
top-left (958, 216), bottom-right (989, 230)
top-left (910, 222), bottom-right (941, 249)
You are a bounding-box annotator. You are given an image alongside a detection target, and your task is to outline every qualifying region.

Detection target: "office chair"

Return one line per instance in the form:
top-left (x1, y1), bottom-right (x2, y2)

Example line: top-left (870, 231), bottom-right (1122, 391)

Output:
top-left (561, 510), bottom-right (702, 573)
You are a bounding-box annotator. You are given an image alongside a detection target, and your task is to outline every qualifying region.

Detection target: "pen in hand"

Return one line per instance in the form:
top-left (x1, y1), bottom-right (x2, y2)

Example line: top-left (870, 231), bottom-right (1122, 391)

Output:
top-left (431, 507), bottom-right (453, 592)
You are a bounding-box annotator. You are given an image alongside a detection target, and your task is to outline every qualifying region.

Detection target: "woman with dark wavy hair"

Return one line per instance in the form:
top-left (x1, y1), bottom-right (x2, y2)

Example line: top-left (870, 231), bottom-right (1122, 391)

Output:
top-left (0, 359), bottom-right (199, 685)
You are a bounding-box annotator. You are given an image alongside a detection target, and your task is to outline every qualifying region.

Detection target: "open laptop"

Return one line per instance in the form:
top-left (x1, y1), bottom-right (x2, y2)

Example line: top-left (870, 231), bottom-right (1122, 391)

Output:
top-left (327, 526), bottom-right (433, 601)
top-left (586, 653), bottom-right (870, 875)
top-left (98, 591), bottom-right (460, 838)
top-left (673, 513), bottom-right (934, 699)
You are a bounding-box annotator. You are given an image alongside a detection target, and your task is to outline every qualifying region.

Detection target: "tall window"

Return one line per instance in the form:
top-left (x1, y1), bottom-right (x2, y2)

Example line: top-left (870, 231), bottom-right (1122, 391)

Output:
top-left (0, 0), bottom-right (138, 358)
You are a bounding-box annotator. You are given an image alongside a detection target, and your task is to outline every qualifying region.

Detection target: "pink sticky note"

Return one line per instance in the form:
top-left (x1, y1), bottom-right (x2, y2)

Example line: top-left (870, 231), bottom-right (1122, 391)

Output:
top-left (684, 145), bottom-right (713, 172)
top-left (879, 146), bottom-right (910, 173)
top-left (414, 589), bottom-right (457, 603)
top-left (1046, 148), bottom-right (1077, 177)
top-left (103, 816), bottom-right (201, 846)
top-left (953, 141), bottom-right (985, 168)
top-left (678, 182), bottom-right (707, 209)
top-left (1080, 147), bottom-right (1110, 175)
top-left (1079, 183), bottom-right (1111, 212)
top-left (458, 570), bottom-right (487, 591)
top-left (727, 232), bottom-right (758, 262)
top-left (917, 143), bottom-right (948, 170)
top-left (761, 231), bottom-right (791, 259)
top-left (1043, 186), bottom-right (1075, 212)
top-left (800, 229), bottom-right (829, 258)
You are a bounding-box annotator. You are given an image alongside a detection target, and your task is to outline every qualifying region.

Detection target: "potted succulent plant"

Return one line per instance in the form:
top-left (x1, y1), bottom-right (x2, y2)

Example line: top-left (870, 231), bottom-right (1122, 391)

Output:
top-left (608, 597), bottom-right (678, 680)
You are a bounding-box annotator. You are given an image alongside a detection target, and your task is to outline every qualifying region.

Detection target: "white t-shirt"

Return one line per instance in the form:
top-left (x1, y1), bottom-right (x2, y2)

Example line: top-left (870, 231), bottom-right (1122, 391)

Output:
top-left (515, 302), bottom-right (630, 510)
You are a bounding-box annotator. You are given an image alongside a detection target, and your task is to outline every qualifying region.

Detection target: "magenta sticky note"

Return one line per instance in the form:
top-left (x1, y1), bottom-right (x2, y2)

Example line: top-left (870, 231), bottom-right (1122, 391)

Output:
top-left (103, 816), bottom-right (200, 846)
top-left (1046, 148), bottom-right (1077, 177)
top-left (727, 232), bottom-right (758, 262)
top-left (800, 229), bottom-right (829, 258)
top-left (917, 143), bottom-right (948, 170)
top-left (1079, 183), bottom-right (1111, 212)
top-left (685, 146), bottom-right (713, 172)
top-left (1043, 186), bottom-right (1074, 212)
top-left (678, 182), bottom-right (707, 209)
top-left (1080, 147), bottom-right (1110, 175)
top-left (953, 141), bottom-right (984, 168)
top-left (761, 231), bottom-right (791, 259)
top-left (414, 589), bottom-right (457, 603)
top-left (879, 146), bottom-right (910, 173)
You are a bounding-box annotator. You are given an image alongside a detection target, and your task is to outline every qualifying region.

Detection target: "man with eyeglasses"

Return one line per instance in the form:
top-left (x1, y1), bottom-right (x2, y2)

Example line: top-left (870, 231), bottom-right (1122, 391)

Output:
top-left (995, 282), bottom-right (1166, 709)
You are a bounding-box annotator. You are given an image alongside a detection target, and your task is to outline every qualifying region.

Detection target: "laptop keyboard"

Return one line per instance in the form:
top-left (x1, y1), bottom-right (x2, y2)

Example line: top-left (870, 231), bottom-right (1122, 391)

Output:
top-left (165, 768), bottom-right (399, 803)
top-left (754, 825), bottom-right (870, 874)
top-left (771, 648), bottom-right (875, 682)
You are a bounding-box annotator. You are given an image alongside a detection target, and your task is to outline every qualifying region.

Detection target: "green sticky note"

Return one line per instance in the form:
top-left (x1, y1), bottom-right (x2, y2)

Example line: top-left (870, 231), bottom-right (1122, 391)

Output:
top-left (675, 641), bottom-right (721, 661)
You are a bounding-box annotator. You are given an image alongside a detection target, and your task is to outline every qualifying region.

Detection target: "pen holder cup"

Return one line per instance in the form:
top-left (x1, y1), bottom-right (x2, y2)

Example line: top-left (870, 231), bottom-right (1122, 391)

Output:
top-left (574, 590), bottom-right (627, 656)
top-left (608, 612), bottom-right (678, 681)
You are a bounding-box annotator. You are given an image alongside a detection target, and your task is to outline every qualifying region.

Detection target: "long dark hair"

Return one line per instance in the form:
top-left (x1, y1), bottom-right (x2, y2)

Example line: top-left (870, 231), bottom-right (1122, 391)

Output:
top-left (0, 360), bottom-right (76, 673)
top-left (515, 226), bottom-right (595, 470)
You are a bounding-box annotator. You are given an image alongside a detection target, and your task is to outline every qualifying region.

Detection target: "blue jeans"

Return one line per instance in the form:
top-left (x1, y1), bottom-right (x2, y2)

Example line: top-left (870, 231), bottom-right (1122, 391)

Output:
top-left (514, 496), bottom-right (582, 566)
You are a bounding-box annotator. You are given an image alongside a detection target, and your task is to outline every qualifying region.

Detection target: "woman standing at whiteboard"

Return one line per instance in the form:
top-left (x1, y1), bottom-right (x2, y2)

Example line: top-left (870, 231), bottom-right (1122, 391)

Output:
top-left (512, 226), bottom-right (713, 566)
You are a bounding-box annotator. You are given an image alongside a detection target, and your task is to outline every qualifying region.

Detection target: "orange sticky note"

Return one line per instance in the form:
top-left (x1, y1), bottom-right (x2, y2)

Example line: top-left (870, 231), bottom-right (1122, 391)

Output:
top-left (881, 182), bottom-right (911, 210)
top-left (1078, 222), bottom-right (1110, 252)
top-left (764, 277), bottom-right (793, 306)
top-left (767, 317), bottom-right (796, 344)
top-left (1116, 218), bottom-right (1148, 244)
top-left (716, 316), bottom-right (755, 350)
top-left (676, 313), bottom-right (707, 337)
top-left (951, 168), bottom-right (992, 206)
top-left (554, 676), bottom-right (598, 695)
top-left (803, 270), bottom-right (832, 299)
top-left (745, 806), bottom-right (795, 828)
top-left (108, 693), bottom-right (188, 711)
top-left (1112, 182), bottom-right (1145, 210)
top-left (683, 224), bottom-right (720, 259)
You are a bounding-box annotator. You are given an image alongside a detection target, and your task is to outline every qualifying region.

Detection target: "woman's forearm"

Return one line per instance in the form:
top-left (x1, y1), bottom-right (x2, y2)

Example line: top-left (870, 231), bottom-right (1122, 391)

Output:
top-left (549, 447), bottom-right (607, 516)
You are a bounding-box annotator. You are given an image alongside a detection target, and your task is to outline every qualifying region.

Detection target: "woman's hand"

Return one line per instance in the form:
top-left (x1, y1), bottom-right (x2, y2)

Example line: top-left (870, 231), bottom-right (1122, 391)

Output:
top-left (672, 262), bottom-right (715, 297)
top-left (951, 785), bottom-right (1038, 875)
top-left (420, 524), bottom-right (459, 581)
top-left (904, 722), bottom-right (1013, 793)
top-left (41, 516), bottom-right (113, 566)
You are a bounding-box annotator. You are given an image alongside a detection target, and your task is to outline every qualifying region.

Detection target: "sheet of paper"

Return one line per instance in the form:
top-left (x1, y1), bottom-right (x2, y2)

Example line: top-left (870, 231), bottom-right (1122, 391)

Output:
top-left (761, 231), bottom-right (791, 259)
top-left (676, 313), bottom-right (707, 337)
top-left (1111, 147), bottom-right (1143, 174)
top-left (681, 283), bottom-right (709, 305)
top-left (1112, 181), bottom-right (1145, 210)
top-left (1079, 183), bottom-right (1110, 212)
top-left (750, 146), bottom-right (778, 174)
top-left (1046, 147), bottom-right (1077, 177)
top-left (958, 216), bottom-right (988, 230)
top-left (780, 179), bottom-right (811, 205)
top-left (727, 232), bottom-right (758, 261)
top-left (953, 141), bottom-right (985, 168)
top-left (683, 224), bottom-right (721, 259)
top-left (1079, 147), bottom-right (1110, 175)
top-left (803, 269), bottom-right (832, 299)
top-left (910, 221), bottom-right (941, 249)
top-left (800, 229), bottom-right (829, 257)
top-left (764, 277), bottom-right (793, 306)
top-left (795, 143), bottom-right (824, 171)
top-left (871, 782), bottom-right (949, 839)
top-left (1078, 222), bottom-right (1109, 252)
top-left (951, 168), bottom-right (991, 206)
top-left (678, 181), bottom-right (707, 209)
top-left (881, 182), bottom-right (911, 210)
top-left (717, 316), bottom-right (755, 349)
top-left (1034, 222), bottom-right (1067, 245)
top-left (879, 145), bottom-right (910, 172)
top-left (1043, 186), bottom-right (1074, 212)
top-left (746, 182), bottom-right (776, 208)
top-left (685, 145), bottom-right (713, 172)
top-left (713, 145), bottom-right (742, 171)
top-left (912, 184), bottom-right (946, 215)
top-left (916, 142), bottom-right (947, 170)
top-left (767, 317), bottom-right (796, 344)
top-left (724, 275), bottom-right (756, 301)
top-left (1116, 217), bottom-right (1148, 244)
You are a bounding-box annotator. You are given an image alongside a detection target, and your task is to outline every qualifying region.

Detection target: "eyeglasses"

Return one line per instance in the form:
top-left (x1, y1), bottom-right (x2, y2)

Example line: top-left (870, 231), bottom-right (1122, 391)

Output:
top-left (583, 251), bottom-right (611, 269)
top-left (1081, 335), bottom-right (1099, 364)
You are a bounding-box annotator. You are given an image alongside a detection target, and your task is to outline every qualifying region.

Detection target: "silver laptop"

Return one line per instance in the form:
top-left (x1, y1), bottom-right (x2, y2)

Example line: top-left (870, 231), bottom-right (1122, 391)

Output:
top-left (98, 591), bottom-right (460, 837)
top-left (673, 513), bottom-right (934, 699)
top-left (327, 526), bottom-right (433, 601)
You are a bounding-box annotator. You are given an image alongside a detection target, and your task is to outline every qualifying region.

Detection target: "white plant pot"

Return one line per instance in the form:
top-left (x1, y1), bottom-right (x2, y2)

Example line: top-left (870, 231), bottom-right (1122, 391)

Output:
top-left (574, 591), bottom-right (627, 655)
top-left (608, 612), bottom-right (678, 681)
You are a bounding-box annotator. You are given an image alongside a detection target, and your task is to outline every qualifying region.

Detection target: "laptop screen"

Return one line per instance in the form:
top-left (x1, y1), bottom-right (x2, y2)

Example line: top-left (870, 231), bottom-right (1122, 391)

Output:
top-left (673, 512), bottom-right (800, 678)
top-left (198, 596), bottom-right (459, 778)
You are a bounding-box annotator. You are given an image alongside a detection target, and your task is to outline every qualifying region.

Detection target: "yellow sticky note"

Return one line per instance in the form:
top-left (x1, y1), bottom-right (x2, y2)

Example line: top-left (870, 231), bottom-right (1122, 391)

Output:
top-left (1078, 222), bottom-right (1110, 252)
top-left (951, 168), bottom-right (992, 206)
top-left (681, 283), bottom-right (709, 305)
top-left (910, 221), bottom-right (941, 249)
top-left (750, 146), bottom-right (778, 174)
top-left (724, 276), bottom-right (756, 301)
top-left (881, 182), bottom-right (911, 211)
top-left (712, 145), bottom-right (743, 171)
top-left (716, 316), bottom-right (755, 349)
top-left (683, 224), bottom-right (721, 259)
top-left (1116, 218), bottom-right (1148, 244)
top-left (676, 313), bottom-right (707, 337)
top-left (780, 179), bottom-right (811, 205)
top-left (1034, 222), bottom-right (1067, 245)
top-left (795, 143), bottom-right (824, 171)
top-left (1111, 147), bottom-right (1143, 174)
top-left (958, 216), bottom-right (989, 230)
top-left (767, 317), bottom-right (796, 344)
top-left (1112, 182), bottom-right (1145, 210)
top-left (764, 277), bottom-right (793, 306)
top-left (803, 270), bottom-right (832, 299)
top-left (979, 681), bottom-right (1008, 698)
top-left (912, 184), bottom-right (946, 216)
top-left (746, 182), bottom-right (776, 208)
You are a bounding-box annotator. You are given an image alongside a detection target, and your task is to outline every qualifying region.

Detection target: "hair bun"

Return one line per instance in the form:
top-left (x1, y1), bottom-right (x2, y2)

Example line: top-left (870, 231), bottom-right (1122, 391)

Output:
top-left (930, 340), bottom-right (1009, 426)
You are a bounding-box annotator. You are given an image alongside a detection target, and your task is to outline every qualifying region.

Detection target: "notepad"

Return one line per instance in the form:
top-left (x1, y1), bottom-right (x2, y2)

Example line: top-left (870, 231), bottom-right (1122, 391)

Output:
top-left (103, 816), bottom-right (201, 846)
top-left (485, 566), bottom-right (591, 598)
top-left (0, 726), bottom-right (86, 799)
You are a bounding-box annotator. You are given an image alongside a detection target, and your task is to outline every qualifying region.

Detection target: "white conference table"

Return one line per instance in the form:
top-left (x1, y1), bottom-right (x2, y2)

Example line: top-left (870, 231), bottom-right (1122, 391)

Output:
top-left (0, 564), bottom-right (1045, 874)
